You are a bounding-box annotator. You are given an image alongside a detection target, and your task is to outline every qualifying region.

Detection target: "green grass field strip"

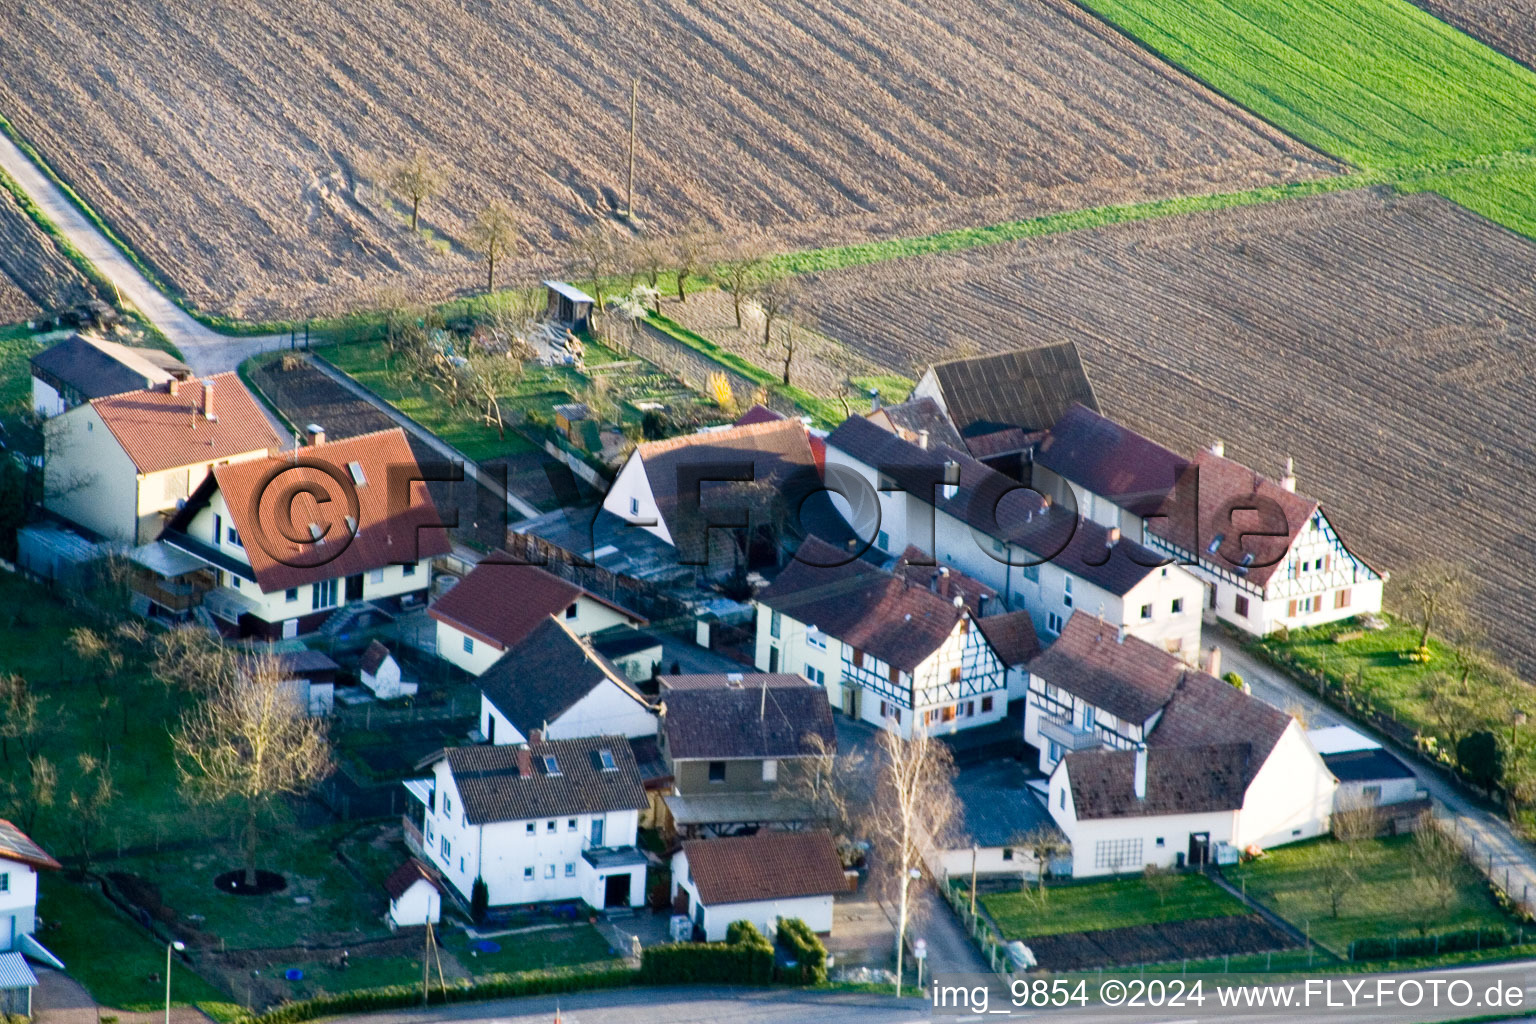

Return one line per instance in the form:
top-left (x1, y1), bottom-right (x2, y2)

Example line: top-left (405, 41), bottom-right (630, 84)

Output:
top-left (983, 874), bottom-right (1247, 939)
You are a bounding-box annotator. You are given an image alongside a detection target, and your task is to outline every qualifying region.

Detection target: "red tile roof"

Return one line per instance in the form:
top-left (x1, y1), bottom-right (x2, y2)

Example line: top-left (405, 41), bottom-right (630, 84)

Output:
top-left (91, 373), bottom-right (281, 474)
top-left (428, 557), bottom-right (643, 652)
top-left (682, 830), bottom-right (847, 905)
top-left (1148, 450), bottom-right (1319, 588)
top-left (974, 610), bottom-right (1041, 667)
top-left (195, 427), bottom-right (450, 592)
top-left (383, 858), bottom-right (440, 900)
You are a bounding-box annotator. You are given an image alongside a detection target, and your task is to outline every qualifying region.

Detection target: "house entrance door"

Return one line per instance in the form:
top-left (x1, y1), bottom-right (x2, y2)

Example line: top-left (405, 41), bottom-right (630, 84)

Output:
top-left (1188, 832), bottom-right (1210, 867)
top-left (345, 574), bottom-right (364, 602)
top-left (843, 687), bottom-right (860, 718)
top-left (604, 873), bottom-right (631, 908)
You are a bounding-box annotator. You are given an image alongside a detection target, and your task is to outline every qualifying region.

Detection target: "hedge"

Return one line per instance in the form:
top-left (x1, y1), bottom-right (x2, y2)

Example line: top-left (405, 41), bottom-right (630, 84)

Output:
top-left (249, 966), bottom-right (637, 1024)
top-left (1350, 927), bottom-right (1511, 961)
top-left (775, 917), bottom-right (828, 984)
top-left (641, 921), bottom-right (774, 985)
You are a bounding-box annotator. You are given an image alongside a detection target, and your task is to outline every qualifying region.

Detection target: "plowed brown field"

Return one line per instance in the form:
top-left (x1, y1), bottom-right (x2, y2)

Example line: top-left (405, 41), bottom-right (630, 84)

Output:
top-left (1409, 0), bottom-right (1536, 69)
top-left (800, 188), bottom-right (1536, 668)
top-left (0, 186), bottom-right (97, 322)
top-left (0, 0), bottom-right (1329, 321)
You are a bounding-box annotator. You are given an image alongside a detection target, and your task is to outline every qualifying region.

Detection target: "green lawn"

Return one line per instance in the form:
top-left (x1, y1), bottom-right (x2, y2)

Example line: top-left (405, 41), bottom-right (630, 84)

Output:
top-left (37, 878), bottom-right (229, 1011)
top-left (982, 874), bottom-right (1247, 940)
top-left (1229, 836), bottom-right (1510, 955)
top-left (453, 923), bottom-right (621, 977)
top-left (0, 324), bottom-right (45, 417)
top-left (1072, 0), bottom-right (1536, 237)
top-left (260, 955), bottom-right (424, 999)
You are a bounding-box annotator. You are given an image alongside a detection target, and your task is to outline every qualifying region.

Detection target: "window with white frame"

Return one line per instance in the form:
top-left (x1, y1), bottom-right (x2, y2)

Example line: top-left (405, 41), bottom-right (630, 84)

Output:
top-left (806, 627), bottom-right (827, 650)
top-left (545, 864), bottom-right (556, 879)
top-left (770, 610), bottom-right (781, 639)
top-left (1046, 612), bottom-right (1064, 635)
top-left (804, 664), bottom-right (825, 686)
top-left (369, 568), bottom-right (385, 584)
top-left (565, 862), bottom-right (576, 877)
top-left (441, 837), bottom-right (451, 859)
top-left (524, 866), bottom-right (535, 880)
top-left (763, 759), bottom-right (778, 782)
top-left (1063, 577), bottom-right (1074, 607)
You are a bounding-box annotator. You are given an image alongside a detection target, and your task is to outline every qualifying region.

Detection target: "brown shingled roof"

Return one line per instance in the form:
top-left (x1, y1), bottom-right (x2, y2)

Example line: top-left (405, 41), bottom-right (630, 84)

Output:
top-left (172, 427), bottom-right (450, 592)
top-left (91, 373), bottom-right (280, 474)
top-left (1034, 404), bottom-right (1189, 518)
top-left (429, 557), bottom-right (643, 652)
top-left (974, 610), bottom-right (1041, 667)
top-left (383, 858), bottom-right (440, 900)
top-left (1147, 449), bottom-right (1320, 588)
top-left (925, 342), bottom-right (1099, 440)
top-left (1028, 612), bottom-right (1185, 725)
top-left (1064, 744), bottom-right (1255, 819)
top-left (756, 537), bottom-right (966, 673)
top-left (436, 735), bottom-right (648, 825)
top-left (660, 675), bottom-right (834, 760)
top-left (682, 830), bottom-right (848, 905)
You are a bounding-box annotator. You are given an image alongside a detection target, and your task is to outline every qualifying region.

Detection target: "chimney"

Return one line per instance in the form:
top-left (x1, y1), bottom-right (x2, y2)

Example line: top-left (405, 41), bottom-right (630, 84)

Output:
top-left (1280, 456), bottom-right (1297, 493)
top-left (515, 745), bottom-right (533, 777)
top-left (168, 378), bottom-right (180, 397)
top-left (1207, 645), bottom-right (1222, 679)
top-left (1133, 745), bottom-right (1148, 800)
top-left (868, 387), bottom-right (881, 413)
top-left (201, 378), bottom-right (217, 421)
top-left (917, 428), bottom-right (929, 450)
top-left (306, 423), bottom-right (326, 447)
top-left (1106, 526), bottom-right (1121, 548)
top-left (1210, 439), bottom-right (1225, 458)
top-left (1116, 624), bottom-right (1126, 644)
top-left (938, 566), bottom-right (950, 597)
top-left (528, 728), bottom-right (544, 744)
top-left (977, 593), bottom-right (988, 616)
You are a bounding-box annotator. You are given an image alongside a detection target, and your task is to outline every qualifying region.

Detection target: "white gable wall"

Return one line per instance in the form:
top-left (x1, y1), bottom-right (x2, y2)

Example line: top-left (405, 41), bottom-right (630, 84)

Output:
top-left (1234, 721), bottom-right (1337, 850)
top-left (388, 879), bottom-right (441, 928)
top-left (669, 849), bottom-right (835, 941)
top-left (547, 679), bottom-right (657, 740)
top-left (602, 452), bottom-right (672, 546)
top-left (0, 857), bottom-right (39, 952)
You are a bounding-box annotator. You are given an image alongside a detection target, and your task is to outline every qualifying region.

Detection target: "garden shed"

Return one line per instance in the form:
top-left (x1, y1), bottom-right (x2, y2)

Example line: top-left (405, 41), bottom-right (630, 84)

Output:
top-left (544, 281), bottom-right (595, 332)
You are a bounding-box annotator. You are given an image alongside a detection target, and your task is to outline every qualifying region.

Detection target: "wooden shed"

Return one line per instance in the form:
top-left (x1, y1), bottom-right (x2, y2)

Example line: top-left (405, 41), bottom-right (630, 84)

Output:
top-left (544, 280), bottom-right (595, 332)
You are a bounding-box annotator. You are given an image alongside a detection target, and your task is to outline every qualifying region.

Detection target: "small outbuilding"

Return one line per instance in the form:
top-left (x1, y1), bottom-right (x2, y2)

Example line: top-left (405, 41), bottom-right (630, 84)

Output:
top-left (670, 830), bottom-right (848, 942)
top-left (385, 858), bottom-right (443, 929)
top-left (1310, 726), bottom-right (1424, 810)
top-left (544, 281), bottom-right (595, 332)
top-left (0, 952), bottom-right (38, 1016)
top-left (360, 641), bottom-right (417, 700)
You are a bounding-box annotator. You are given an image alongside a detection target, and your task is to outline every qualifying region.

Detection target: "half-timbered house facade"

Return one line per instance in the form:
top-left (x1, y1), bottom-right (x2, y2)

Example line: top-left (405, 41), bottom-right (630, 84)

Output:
top-left (1144, 446), bottom-right (1383, 635)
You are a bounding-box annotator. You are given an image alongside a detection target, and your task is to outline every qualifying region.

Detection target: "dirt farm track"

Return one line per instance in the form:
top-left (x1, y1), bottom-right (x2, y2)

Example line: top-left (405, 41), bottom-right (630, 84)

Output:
top-left (801, 188), bottom-right (1536, 671)
top-left (0, 0), bottom-right (1328, 321)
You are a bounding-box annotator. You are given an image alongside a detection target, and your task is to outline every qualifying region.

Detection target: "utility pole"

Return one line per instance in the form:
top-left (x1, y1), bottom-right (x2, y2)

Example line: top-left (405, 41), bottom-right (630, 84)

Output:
top-left (625, 77), bottom-right (639, 219)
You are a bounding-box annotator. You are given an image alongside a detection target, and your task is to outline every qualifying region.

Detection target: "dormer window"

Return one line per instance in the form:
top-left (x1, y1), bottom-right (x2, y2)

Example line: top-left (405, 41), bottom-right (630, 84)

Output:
top-left (348, 461), bottom-right (367, 486)
top-left (543, 755), bottom-right (561, 776)
top-left (597, 749), bottom-right (617, 772)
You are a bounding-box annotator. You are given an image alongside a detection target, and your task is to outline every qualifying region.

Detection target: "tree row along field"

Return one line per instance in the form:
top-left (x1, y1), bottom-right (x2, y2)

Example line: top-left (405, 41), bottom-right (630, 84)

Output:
top-left (798, 187), bottom-right (1536, 671)
top-left (0, 0), bottom-right (1329, 322)
top-left (1073, 0), bottom-right (1536, 237)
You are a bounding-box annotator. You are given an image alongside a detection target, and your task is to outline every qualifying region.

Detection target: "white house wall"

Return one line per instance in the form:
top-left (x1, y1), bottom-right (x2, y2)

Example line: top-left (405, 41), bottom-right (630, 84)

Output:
top-left (481, 695), bottom-right (525, 746)
top-left (388, 880), bottom-right (441, 928)
top-left (43, 404), bottom-right (139, 542)
top-left (0, 858), bottom-right (39, 951)
top-left (547, 680), bottom-right (657, 740)
top-left (602, 452), bottom-right (672, 546)
top-left (1233, 721), bottom-right (1336, 851)
top-left (31, 377), bottom-right (65, 419)
top-left (436, 621), bottom-right (506, 676)
top-left (670, 851), bottom-right (835, 941)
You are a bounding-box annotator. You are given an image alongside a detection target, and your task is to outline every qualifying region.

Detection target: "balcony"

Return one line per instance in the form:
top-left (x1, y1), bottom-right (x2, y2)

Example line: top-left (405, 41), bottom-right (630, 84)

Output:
top-left (1038, 715), bottom-right (1102, 752)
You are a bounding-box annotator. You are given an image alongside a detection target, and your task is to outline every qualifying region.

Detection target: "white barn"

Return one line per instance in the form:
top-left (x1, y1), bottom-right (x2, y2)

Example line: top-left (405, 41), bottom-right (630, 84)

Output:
top-left (384, 858), bottom-right (442, 928)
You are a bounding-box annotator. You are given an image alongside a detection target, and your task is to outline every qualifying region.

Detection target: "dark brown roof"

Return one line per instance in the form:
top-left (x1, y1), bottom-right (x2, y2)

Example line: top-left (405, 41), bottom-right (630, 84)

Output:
top-left (384, 858), bottom-right (440, 899)
top-left (1028, 612), bottom-right (1186, 724)
top-left (437, 735), bottom-right (648, 825)
top-left (682, 830), bottom-right (847, 905)
top-left (734, 404), bottom-right (786, 426)
top-left (756, 537), bottom-right (967, 673)
top-left (479, 618), bottom-right (649, 738)
top-left (429, 557), bottom-right (643, 652)
top-left (826, 417), bottom-right (1164, 596)
top-left (1148, 670), bottom-right (1292, 761)
top-left (1064, 744), bottom-right (1256, 819)
top-left (1034, 405), bottom-right (1190, 518)
top-left (963, 426), bottom-right (1039, 460)
top-left (660, 675), bottom-right (834, 760)
top-left (628, 734), bottom-right (671, 787)
top-left (925, 342), bottom-right (1099, 439)
top-left (630, 419), bottom-right (851, 552)
top-left (869, 396), bottom-right (964, 451)
top-left (974, 610), bottom-right (1041, 667)
top-left (359, 640), bottom-right (391, 675)
top-left (0, 819), bottom-right (60, 871)
top-left (91, 372), bottom-right (280, 474)
top-left (1147, 449), bottom-right (1322, 588)
top-left (273, 649), bottom-right (339, 678)
top-left (168, 427), bottom-right (451, 592)
top-left (892, 547), bottom-right (997, 614)
top-left (30, 334), bottom-right (182, 401)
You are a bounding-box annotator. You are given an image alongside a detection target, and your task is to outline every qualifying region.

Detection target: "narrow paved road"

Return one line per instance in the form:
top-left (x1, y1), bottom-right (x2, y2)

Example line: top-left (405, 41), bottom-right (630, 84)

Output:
top-left (0, 131), bottom-right (285, 374)
top-left (1214, 630), bottom-right (1536, 914)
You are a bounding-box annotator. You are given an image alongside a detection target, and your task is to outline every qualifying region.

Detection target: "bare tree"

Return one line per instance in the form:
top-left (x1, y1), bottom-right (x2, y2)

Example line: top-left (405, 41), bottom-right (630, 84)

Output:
top-left (1408, 822), bottom-right (1460, 932)
top-left (387, 152), bottom-right (447, 232)
top-left (459, 348), bottom-right (524, 441)
top-left (715, 246), bottom-right (765, 328)
top-left (609, 286), bottom-right (659, 354)
top-left (1014, 826), bottom-right (1070, 897)
top-left (153, 625), bottom-right (239, 694)
top-left (1331, 793), bottom-right (1384, 856)
top-left (633, 233), bottom-right (670, 297)
top-left (1317, 841), bottom-right (1356, 918)
top-left (861, 724), bottom-right (958, 997)
top-left (0, 674), bottom-right (42, 763)
top-left (173, 647), bottom-right (332, 887)
top-left (571, 224), bottom-right (618, 314)
top-left (754, 271), bottom-right (794, 348)
top-left (0, 755), bottom-right (56, 832)
top-left (778, 731), bottom-right (866, 839)
top-left (1142, 864), bottom-right (1177, 906)
top-left (1391, 559), bottom-right (1475, 652)
top-left (670, 221), bottom-right (715, 302)
top-left (63, 752), bottom-right (116, 875)
top-left (470, 202), bottom-right (518, 293)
